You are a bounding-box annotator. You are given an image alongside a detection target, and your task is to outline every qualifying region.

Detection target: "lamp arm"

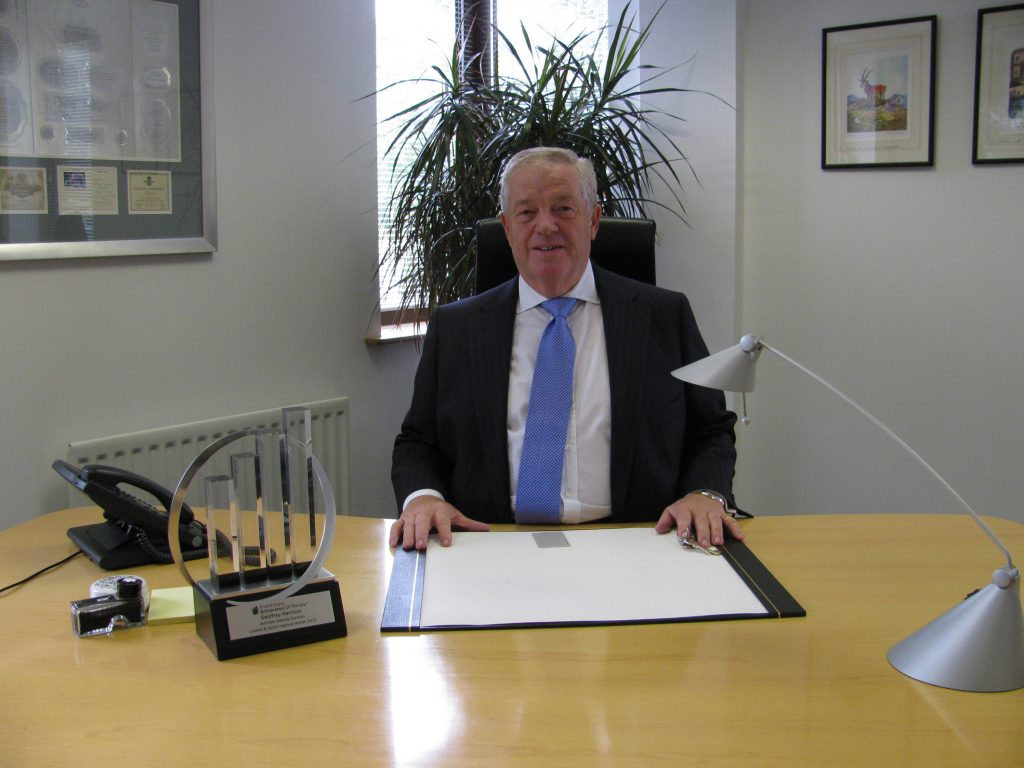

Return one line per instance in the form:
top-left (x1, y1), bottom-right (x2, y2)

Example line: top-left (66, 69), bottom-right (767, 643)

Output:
top-left (758, 340), bottom-right (1015, 572)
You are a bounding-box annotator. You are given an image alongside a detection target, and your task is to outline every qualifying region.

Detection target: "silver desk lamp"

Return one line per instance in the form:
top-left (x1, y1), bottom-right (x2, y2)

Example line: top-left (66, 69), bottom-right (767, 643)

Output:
top-left (672, 334), bottom-right (1024, 692)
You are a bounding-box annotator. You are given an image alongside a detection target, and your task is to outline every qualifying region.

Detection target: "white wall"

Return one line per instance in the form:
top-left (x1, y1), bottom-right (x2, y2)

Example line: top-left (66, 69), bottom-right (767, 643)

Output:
top-left (611, 0), bottom-right (740, 354)
top-left (0, 0), bottom-right (420, 530)
top-left (738, 0), bottom-right (1024, 524)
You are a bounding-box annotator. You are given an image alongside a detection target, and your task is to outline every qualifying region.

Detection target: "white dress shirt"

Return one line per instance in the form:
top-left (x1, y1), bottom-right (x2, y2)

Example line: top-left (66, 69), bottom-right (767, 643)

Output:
top-left (508, 262), bottom-right (612, 523)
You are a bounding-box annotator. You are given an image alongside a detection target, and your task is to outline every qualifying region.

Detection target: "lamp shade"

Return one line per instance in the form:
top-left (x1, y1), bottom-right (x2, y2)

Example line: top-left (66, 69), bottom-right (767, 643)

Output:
top-left (671, 334), bottom-right (761, 392)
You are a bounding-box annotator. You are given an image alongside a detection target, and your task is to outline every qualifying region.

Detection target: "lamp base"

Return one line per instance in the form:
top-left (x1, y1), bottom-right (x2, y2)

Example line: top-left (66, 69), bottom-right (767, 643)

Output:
top-left (888, 567), bottom-right (1024, 692)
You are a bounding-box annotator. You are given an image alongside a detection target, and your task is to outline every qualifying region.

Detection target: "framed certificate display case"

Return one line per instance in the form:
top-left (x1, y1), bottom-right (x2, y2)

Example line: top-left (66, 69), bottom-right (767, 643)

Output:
top-left (0, 0), bottom-right (215, 260)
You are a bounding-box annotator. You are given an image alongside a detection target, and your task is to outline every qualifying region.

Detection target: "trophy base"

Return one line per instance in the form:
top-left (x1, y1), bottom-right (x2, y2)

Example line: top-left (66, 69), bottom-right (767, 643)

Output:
top-left (193, 567), bottom-right (346, 661)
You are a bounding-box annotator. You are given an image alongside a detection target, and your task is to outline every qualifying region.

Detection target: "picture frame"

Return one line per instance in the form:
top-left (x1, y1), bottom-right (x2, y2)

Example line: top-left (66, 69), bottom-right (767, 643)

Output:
top-left (822, 16), bottom-right (937, 169)
top-left (972, 4), bottom-right (1024, 164)
top-left (0, 0), bottom-right (215, 261)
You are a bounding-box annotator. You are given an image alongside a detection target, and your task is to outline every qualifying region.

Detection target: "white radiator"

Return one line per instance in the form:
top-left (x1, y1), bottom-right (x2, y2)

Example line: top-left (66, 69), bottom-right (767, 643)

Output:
top-left (65, 397), bottom-right (350, 515)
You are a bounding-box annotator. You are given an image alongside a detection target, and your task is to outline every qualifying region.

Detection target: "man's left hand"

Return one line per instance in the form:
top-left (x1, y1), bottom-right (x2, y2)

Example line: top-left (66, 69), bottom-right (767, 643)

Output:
top-left (654, 492), bottom-right (744, 548)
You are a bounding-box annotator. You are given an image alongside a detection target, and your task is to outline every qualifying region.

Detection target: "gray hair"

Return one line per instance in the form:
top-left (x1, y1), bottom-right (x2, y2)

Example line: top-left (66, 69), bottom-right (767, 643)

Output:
top-left (499, 147), bottom-right (599, 212)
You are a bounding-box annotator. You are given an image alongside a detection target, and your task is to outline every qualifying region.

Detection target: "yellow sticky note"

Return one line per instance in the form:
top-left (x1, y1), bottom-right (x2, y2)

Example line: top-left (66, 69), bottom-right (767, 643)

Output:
top-left (148, 586), bottom-right (196, 625)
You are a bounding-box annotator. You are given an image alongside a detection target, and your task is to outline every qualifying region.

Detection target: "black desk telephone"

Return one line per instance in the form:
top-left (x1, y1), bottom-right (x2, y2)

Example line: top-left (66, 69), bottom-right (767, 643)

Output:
top-left (55, 460), bottom-right (213, 571)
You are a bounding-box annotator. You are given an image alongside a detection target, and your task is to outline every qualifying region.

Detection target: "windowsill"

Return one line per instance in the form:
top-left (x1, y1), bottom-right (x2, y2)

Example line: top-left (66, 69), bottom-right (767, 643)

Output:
top-left (365, 321), bottom-right (427, 345)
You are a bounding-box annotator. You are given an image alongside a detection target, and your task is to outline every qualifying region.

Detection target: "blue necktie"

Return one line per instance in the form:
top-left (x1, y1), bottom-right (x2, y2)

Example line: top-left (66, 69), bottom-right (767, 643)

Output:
top-left (515, 297), bottom-right (577, 524)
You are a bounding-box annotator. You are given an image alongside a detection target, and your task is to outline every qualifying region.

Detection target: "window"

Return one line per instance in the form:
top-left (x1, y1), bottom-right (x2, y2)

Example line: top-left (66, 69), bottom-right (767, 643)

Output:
top-left (374, 0), bottom-right (607, 312)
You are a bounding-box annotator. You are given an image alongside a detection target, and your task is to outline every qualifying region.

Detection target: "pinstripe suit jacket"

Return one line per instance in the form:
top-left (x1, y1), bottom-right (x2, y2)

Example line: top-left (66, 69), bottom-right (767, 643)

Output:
top-left (391, 265), bottom-right (737, 523)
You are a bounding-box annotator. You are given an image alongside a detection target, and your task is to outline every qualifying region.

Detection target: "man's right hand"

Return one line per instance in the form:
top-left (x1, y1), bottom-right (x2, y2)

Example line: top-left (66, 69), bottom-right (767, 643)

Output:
top-left (388, 495), bottom-right (490, 551)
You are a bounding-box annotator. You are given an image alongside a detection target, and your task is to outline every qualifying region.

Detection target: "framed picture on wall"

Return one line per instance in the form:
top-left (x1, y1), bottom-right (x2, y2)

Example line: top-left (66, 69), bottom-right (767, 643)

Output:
top-left (973, 3), bottom-right (1024, 164)
top-left (822, 16), bottom-right (937, 169)
top-left (0, 0), bottom-right (215, 261)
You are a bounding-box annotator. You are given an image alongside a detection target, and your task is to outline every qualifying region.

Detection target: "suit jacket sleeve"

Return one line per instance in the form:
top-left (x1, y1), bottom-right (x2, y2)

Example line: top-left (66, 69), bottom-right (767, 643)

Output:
top-left (391, 286), bottom-right (516, 522)
top-left (673, 295), bottom-right (738, 504)
top-left (599, 269), bottom-right (738, 520)
top-left (391, 306), bottom-right (452, 511)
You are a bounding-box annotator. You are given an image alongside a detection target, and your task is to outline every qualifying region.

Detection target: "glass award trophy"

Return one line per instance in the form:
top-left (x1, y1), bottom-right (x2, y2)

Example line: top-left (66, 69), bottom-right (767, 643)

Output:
top-left (167, 407), bottom-right (346, 660)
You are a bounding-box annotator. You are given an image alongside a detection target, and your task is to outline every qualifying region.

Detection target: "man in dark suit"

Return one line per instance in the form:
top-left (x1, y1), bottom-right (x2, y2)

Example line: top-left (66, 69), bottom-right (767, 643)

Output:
top-left (390, 147), bottom-right (740, 551)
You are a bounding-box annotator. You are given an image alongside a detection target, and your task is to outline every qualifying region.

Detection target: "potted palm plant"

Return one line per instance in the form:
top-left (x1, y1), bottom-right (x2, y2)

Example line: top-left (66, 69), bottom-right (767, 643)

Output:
top-left (377, 2), bottom-right (713, 316)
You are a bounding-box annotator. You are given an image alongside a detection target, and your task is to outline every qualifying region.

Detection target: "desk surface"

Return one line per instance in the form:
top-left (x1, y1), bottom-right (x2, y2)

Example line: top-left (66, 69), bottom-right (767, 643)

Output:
top-left (1, 509), bottom-right (1021, 768)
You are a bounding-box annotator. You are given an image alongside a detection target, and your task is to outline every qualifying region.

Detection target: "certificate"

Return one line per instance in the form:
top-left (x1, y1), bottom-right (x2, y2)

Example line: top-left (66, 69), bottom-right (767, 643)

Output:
top-left (56, 165), bottom-right (118, 215)
top-left (0, 167), bottom-right (46, 213)
top-left (128, 169), bottom-right (171, 213)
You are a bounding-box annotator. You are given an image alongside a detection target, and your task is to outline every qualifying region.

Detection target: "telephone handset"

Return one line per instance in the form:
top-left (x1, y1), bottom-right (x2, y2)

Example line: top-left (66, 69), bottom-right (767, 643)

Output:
top-left (55, 460), bottom-right (212, 571)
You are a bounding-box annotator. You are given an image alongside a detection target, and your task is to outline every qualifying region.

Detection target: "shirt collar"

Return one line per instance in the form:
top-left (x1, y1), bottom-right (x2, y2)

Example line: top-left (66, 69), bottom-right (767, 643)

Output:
top-left (517, 261), bottom-right (600, 314)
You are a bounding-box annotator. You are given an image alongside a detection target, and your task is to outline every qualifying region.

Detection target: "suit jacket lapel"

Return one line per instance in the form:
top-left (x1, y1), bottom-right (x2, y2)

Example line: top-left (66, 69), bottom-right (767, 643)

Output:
top-left (467, 280), bottom-right (517, 518)
top-left (594, 267), bottom-right (651, 520)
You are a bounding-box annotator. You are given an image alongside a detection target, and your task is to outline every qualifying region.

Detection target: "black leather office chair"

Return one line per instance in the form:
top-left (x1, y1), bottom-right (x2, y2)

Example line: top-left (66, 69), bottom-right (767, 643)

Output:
top-left (474, 216), bottom-right (657, 293)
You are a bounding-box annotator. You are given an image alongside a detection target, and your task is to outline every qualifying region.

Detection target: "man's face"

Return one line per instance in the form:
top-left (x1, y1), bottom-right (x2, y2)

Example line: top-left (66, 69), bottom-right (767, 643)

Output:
top-left (499, 161), bottom-right (600, 298)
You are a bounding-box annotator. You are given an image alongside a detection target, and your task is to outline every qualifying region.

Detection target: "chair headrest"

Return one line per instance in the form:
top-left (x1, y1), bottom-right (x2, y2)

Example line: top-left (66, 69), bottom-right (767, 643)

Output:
top-left (473, 217), bottom-right (657, 293)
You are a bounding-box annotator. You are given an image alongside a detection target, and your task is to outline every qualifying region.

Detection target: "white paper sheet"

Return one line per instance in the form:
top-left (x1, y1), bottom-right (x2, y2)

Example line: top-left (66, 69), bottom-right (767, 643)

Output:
top-left (419, 528), bottom-right (768, 628)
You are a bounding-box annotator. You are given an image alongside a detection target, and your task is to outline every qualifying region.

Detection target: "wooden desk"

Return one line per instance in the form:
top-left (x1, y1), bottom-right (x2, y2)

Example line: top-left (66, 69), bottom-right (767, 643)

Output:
top-left (1, 509), bottom-right (1021, 767)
